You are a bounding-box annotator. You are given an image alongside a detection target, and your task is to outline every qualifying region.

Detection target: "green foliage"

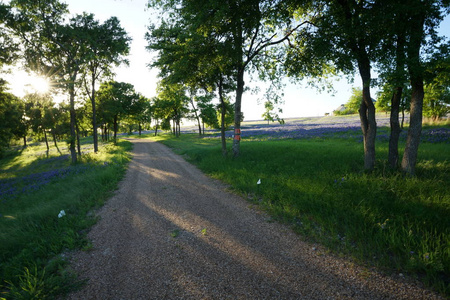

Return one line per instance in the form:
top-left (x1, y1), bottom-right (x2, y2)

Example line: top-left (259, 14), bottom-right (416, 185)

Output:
top-left (333, 87), bottom-right (363, 115)
top-left (0, 138), bottom-right (132, 299)
top-left (156, 132), bottom-right (450, 296)
top-left (0, 87), bottom-right (25, 156)
top-left (423, 44), bottom-right (450, 120)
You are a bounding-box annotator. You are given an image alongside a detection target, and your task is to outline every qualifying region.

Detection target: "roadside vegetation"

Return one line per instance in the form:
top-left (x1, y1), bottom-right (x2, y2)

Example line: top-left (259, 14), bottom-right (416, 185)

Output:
top-left (0, 138), bottom-right (132, 299)
top-left (151, 118), bottom-right (449, 296)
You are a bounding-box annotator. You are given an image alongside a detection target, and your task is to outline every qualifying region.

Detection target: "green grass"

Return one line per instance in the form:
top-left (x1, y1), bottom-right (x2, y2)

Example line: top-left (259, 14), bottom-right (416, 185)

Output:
top-left (153, 131), bottom-right (449, 296)
top-left (0, 138), bottom-right (132, 299)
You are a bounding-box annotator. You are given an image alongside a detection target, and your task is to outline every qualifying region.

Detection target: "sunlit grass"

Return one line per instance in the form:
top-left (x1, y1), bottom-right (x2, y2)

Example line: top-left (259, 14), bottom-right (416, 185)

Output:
top-left (0, 139), bottom-right (132, 299)
top-left (154, 129), bottom-right (449, 296)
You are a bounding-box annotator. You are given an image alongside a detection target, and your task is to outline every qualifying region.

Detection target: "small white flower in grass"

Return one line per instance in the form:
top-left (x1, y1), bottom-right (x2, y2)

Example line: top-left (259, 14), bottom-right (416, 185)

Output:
top-left (257, 179), bottom-right (261, 185)
top-left (58, 210), bottom-right (66, 218)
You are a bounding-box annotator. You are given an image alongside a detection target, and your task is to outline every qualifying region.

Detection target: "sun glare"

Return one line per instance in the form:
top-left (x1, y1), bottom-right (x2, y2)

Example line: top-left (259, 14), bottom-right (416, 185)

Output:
top-left (26, 75), bottom-right (50, 94)
top-left (6, 71), bottom-right (51, 97)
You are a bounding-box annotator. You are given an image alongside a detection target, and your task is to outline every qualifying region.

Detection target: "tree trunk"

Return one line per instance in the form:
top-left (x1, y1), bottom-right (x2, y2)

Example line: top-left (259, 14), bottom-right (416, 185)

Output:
top-left (401, 80), bottom-right (424, 175)
top-left (43, 129), bottom-right (49, 151)
top-left (139, 122), bottom-right (142, 136)
top-left (91, 73), bottom-right (99, 153)
top-left (389, 87), bottom-right (402, 169)
top-left (69, 82), bottom-right (77, 164)
top-left (232, 68), bottom-right (244, 157)
top-left (401, 11), bottom-right (425, 176)
top-left (189, 96), bottom-right (202, 136)
top-left (75, 121), bottom-right (81, 156)
top-left (388, 33), bottom-right (406, 169)
top-left (113, 115), bottom-right (118, 144)
top-left (23, 136), bottom-right (27, 148)
top-left (154, 121), bottom-right (159, 136)
top-left (51, 129), bottom-right (60, 153)
top-left (218, 78), bottom-right (227, 157)
top-left (358, 59), bottom-right (376, 171)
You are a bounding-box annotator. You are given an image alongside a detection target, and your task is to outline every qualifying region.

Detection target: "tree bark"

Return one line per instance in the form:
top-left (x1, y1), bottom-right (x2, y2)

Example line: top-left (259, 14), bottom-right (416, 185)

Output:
top-left (401, 79), bottom-right (424, 175)
top-left (232, 68), bottom-right (244, 157)
top-left (389, 87), bottom-right (402, 169)
top-left (43, 129), bottom-right (49, 151)
top-left (113, 115), bottom-right (118, 144)
top-left (218, 78), bottom-right (227, 157)
top-left (76, 120), bottom-right (81, 156)
top-left (91, 72), bottom-right (99, 153)
top-left (401, 11), bottom-right (425, 176)
top-left (189, 96), bottom-right (202, 136)
top-left (357, 58), bottom-right (376, 171)
top-left (69, 81), bottom-right (77, 164)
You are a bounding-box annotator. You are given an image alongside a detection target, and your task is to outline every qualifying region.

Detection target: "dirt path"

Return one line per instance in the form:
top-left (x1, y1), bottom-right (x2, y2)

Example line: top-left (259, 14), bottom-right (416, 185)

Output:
top-left (66, 138), bottom-right (442, 299)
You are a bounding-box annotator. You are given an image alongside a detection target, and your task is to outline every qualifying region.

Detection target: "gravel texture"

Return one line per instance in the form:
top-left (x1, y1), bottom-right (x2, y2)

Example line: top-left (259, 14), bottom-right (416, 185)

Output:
top-left (66, 138), bottom-right (443, 299)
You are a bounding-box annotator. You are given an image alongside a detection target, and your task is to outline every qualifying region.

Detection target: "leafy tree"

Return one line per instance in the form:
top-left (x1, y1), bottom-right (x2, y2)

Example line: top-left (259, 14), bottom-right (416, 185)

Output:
top-left (286, 0), bottom-right (382, 170)
top-left (0, 84), bottom-right (25, 155)
top-left (126, 95), bottom-right (152, 136)
top-left (148, 0), bottom-right (306, 157)
top-left (81, 14), bottom-right (131, 152)
top-left (23, 92), bottom-right (60, 152)
top-left (195, 94), bottom-right (218, 134)
top-left (156, 83), bottom-right (189, 137)
top-left (0, 4), bottom-right (20, 68)
top-left (423, 43), bottom-right (450, 120)
top-left (397, 0), bottom-right (449, 175)
top-left (96, 81), bottom-right (139, 143)
top-left (8, 0), bottom-right (88, 162)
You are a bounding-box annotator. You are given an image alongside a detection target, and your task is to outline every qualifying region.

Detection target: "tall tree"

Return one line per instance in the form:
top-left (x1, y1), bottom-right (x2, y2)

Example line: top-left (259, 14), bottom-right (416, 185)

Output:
top-left (9, 0), bottom-right (90, 163)
top-left (285, 0), bottom-right (381, 170)
top-left (148, 0), bottom-right (306, 157)
top-left (397, 0), bottom-right (448, 175)
top-left (81, 14), bottom-right (131, 153)
top-left (0, 83), bottom-right (25, 155)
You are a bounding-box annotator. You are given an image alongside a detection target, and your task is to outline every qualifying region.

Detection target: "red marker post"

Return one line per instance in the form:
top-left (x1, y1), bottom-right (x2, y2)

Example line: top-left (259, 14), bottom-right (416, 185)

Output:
top-left (234, 128), bottom-right (241, 141)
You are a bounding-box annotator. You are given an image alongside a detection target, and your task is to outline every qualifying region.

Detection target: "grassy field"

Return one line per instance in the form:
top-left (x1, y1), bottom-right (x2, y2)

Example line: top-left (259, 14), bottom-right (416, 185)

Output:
top-left (151, 121), bottom-right (449, 296)
top-left (0, 138), bottom-right (132, 299)
top-left (0, 115), bottom-right (448, 298)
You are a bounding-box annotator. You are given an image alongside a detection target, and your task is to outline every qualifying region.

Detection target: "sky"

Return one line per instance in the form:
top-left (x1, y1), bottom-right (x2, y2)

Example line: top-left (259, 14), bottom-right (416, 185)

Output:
top-left (6, 0), bottom-right (450, 121)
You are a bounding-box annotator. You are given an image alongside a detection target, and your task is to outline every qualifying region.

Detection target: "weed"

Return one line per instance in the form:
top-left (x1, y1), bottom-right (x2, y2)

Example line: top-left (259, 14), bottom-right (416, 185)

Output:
top-left (170, 229), bottom-right (180, 238)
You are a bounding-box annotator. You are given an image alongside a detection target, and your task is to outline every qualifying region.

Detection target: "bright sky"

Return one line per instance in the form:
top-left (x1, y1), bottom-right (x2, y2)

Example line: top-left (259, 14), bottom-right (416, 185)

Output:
top-left (6, 0), bottom-right (450, 120)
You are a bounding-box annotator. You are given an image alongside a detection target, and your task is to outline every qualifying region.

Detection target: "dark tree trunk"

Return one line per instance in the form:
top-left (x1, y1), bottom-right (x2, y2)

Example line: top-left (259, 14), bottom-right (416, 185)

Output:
top-left (401, 80), bottom-right (424, 175)
top-left (232, 68), bottom-right (244, 157)
top-left (388, 33), bottom-right (406, 169)
top-left (358, 58), bottom-right (377, 171)
top-left (218, 78), bottom-right (227, 157)
top-left (69, 82), bottom-right (77, 164)
top-left (91, 73), bottom-right (99, 153)
top-left (23, 136), bottom-right (27, 148)
top-left (113, 115), bottom-right (118, 144)
top-left (139, 122), bottom-right (142, 136)
top-left (389, 87), bottom-right (402, 169)
top-left (154, 121), bottom-right (159, 136)
top-left (51, 129), bottom-right (59, 151)
top-left (75, 121), bottom-right (81, 156)
top-left (43, 129), bottom-right (49, 151)
top-left (401, 12), bottom-right (425, 176)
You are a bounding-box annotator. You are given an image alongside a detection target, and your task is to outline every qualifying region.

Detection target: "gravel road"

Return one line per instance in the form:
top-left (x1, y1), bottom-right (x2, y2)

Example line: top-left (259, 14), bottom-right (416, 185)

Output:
top-left (66, 138), bottom-right (443, 299)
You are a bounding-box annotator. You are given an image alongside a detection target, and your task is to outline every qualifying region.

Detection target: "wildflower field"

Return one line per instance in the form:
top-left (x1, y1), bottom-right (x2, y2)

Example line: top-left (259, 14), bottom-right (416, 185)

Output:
top-left (156, 114), bottom-right (450, 296)
top-left (0, 138), bottom-right (132, 299)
